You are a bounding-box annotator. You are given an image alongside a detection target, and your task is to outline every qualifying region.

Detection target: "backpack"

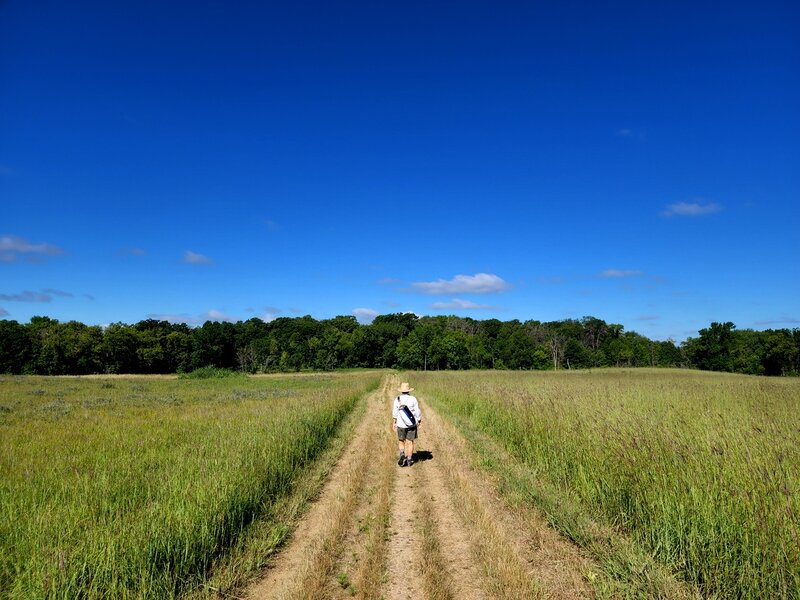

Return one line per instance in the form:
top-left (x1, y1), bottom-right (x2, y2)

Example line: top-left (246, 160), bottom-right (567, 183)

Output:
top-left (397, 397), bottom-right (417, 428)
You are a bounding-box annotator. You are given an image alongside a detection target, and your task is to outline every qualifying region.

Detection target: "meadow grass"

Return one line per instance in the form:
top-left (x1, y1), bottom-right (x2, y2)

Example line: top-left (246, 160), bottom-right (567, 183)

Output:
top-left (414, 369), bottom-right (800, 599)
top-left (0, 372), bottom-right (379, 598)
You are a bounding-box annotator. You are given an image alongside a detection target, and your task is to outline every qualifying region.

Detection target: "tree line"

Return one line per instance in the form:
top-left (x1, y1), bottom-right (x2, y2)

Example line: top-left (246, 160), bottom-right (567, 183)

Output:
top-left (0, 314), bottom-right (797, 376)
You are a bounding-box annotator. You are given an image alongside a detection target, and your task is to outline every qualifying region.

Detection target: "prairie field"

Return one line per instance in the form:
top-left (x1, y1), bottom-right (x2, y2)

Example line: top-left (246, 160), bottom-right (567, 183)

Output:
top-left (2, 368), bottom-right (798, 599)
top-left (0, 372), bottom-right (380, 598)
top-left (415, 368), bottom-right (800, 598)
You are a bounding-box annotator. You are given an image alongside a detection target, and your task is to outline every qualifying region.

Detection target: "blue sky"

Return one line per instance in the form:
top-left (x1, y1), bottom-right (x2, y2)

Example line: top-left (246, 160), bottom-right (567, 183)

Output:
top-left (1, 0), bottom-right (798, 341)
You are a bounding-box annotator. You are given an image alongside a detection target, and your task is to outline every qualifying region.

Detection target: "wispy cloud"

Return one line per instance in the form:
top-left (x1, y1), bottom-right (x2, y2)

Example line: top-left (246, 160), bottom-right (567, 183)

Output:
top-left (635, 315), bottom-right (660, 321)
top-left (600, 269), bottom-right (644, 278)
top-left (411, 273), bottom-right (511, 295)
top-left (430, 298), bottom-right (494, 310)
top-left (616, 128), bottom-right (646, 141)
top-left (353, 307), bottom-right (378, 324)
top-left (0, 235), bottom-right (64, 263)
top-left (183, 250), bottom-right (213, 265)
top-left (0, 290), bottom-right (53, 302)
top-left (660, 201), bottom-right (721, 217)
top-left (383, 300), bottom-right (400, 307)
top-left (378, 277), bottom-right (400, 285)
top-left (146, 309), bottom-right (235, 325)
top-left (202, 309), bottom-right (233, 322)
top-left (261, 307), bottom-right (281, 322)
top-left (120, 246), bottom-right (146, 256)
top-left (754, 316), bottom-right (800, 326)
top-left (0, 308), bottom-right (9, 317)
top-left (147, 313), bottom-right (197, 325)
top-left (538, 276), bottom-right (565, 285)
top-left (41, 288), bottom-right (73, 298)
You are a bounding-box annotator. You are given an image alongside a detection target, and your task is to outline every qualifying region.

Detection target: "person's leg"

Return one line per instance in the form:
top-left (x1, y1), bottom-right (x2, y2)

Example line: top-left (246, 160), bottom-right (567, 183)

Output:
top-left (404, 427), bottom-right (417, 465)
top-left (405, 439), bottom-right (414, 463)
top-left (397, 429), bottom-right (406, 465)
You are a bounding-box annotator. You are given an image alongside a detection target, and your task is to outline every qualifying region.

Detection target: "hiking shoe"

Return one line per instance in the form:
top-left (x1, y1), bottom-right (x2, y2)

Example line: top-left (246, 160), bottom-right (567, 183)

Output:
top-left (406, 458), bottom-right (414, 467)
top-left (398, 455), bottom-right (406, 466)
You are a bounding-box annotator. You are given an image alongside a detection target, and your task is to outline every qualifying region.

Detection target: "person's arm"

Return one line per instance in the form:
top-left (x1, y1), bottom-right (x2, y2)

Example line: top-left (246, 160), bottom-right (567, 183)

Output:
top-left (413, 397), bottom-right (422, 423)
top-left (391, 398), bottom-right (399, 431)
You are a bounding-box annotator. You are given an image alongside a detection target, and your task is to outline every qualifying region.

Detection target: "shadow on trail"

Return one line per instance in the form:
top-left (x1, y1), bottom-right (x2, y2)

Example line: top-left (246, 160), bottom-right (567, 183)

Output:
top-left (413, 450), bottom-right (434, 462)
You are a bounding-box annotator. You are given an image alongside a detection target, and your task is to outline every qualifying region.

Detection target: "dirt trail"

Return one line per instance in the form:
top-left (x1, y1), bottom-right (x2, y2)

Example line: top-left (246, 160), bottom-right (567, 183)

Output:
top-left (243, 375), bottom-right (594, 600)
top-left (384, 442), bottom-right (424, 599)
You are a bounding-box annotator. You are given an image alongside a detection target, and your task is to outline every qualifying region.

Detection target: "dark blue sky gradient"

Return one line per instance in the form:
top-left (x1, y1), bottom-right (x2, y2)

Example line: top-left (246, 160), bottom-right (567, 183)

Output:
top-left (2, 1), bottom-right (798, 338)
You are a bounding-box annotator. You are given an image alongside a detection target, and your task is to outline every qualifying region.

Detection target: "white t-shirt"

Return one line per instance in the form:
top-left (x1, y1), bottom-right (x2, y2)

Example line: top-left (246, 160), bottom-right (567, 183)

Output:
top-left (392, 393), bottom-right (422, 428)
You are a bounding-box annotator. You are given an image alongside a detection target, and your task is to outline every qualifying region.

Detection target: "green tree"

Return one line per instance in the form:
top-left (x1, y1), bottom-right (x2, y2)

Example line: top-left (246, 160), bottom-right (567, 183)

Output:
top-left (685, 322), bottom-right (736, 372)
top-left (191, 321), bottom-right (237, 369)
top-left (429, 330), bottom-right (470, 369)
top-left (24, 316), bottom-right (61, 374)
top-left (165, 330), bottom-right (193, 373)
top-left (396, 332), bottom-right (425, 370)
top-left (101, 323), bottom-right (140, 373)
top-left (761, 329), bottom-right (797, 376)
top-left (0, 320), bottom-right (31, 374)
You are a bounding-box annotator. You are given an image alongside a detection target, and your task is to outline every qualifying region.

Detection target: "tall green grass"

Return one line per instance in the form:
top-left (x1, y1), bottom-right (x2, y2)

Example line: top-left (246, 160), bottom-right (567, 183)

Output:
top-left (0, 372), bottom-right (379, 598)
top-left (414, 369), bottom-right (800, 598)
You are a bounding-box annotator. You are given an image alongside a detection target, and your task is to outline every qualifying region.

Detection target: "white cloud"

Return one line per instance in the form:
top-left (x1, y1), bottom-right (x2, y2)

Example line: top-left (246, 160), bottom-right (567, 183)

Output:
top-left (0, 235), bottom-right (64, 262)
top-left (352, 307), bottom-right (378, 324)
top-left (430, 298), bottom-right (493, 310)
top-left (411, 273), bottom-right (511, 295)
top-left (183, 250), bottom-right (213, 265)
top-left (660, 202), bottom-right (721, 217)
top-left (0, 307), bottom-right (9, 317)
top-left (600, 269), bottom-right (644, 278)
top-left (635, 315), bottom-right (660, 321)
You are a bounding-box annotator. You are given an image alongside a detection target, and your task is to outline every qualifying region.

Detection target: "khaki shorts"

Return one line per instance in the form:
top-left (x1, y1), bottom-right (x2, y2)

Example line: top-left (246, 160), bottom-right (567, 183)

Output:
top-left (397, 426), bottom-right (418, 441)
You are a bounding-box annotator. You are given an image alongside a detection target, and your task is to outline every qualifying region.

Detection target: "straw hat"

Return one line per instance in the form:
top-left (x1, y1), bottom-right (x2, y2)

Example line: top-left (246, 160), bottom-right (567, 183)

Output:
top-left (399, 382), bottom-right (414, 393)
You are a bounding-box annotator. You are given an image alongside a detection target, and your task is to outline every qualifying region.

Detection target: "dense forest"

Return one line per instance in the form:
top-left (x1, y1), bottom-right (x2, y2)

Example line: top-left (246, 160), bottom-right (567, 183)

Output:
top-left (0, 314), bottom-right (798, 376)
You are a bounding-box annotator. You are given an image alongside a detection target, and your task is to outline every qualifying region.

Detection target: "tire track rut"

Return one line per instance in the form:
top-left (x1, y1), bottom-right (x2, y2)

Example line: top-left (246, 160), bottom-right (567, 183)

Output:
top-left (244, 378), bottom-right (391, 600)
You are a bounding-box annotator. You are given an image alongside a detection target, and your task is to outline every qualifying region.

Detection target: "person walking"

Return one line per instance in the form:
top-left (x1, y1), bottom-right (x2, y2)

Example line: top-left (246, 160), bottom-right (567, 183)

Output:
top-left (392, 382), bottom-right (422, 467)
